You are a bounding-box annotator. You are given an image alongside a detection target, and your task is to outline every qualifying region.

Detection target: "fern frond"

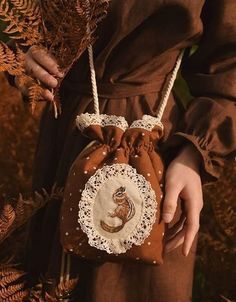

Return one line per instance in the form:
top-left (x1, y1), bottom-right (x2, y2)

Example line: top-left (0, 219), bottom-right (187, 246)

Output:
top-left (0, 187), bottom-right (62, 244)
top-left (1, 0), bottom-right (111, 116)
top-left (11, 0), bottom-right (39, 17)
top-left (56, 277), bottom-right (79, 298)
top-left (203, 163), bottom-right (236, 240)
top-left (0, 0), bottom-right (43, 47)
top-left (44, 292), bottom-right (57, 301)
top-left (28, 82), bottom-right (45, 113)
top-left (0, 266), bottom-right (29, 301)
top-left (0, 282), bottom-right (24, 299)
top-left (0, 267), bottom-right (20, 277)
top-left (0, 42), bottom-right (25, 76)
top-left (0, 204), bottom-right (16, 236)
top-left (0, 271), bottom-right (26, 288)
top-left (3, 290), bottom-right (28, 302)
top-left (27, 282), bottom-right (43, 301)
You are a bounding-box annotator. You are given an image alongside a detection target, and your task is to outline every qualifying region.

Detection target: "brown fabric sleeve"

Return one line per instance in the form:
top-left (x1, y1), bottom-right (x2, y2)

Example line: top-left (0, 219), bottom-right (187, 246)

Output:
top-left (168, 0), bottom-right (236, 184)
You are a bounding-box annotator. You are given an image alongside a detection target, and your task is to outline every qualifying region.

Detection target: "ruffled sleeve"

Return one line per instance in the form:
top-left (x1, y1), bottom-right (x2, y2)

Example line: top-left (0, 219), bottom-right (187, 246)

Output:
top-left (166, 0), bottom-right (236, 184)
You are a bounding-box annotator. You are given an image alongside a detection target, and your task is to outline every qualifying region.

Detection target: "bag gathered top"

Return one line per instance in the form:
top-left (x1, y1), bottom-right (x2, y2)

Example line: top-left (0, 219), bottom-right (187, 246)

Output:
top-left (60, 29), bottom-right (184, 265)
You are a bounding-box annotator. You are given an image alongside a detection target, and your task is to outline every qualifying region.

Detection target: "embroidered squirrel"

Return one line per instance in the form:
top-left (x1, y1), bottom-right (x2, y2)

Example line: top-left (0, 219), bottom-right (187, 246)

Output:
top-left (100, 186), bottom-right (135, 233)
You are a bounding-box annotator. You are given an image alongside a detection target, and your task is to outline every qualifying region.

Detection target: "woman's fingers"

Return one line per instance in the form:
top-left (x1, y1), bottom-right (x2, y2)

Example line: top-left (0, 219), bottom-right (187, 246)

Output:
top-left (162, 180), bottom-right (182, 223)
top-left (15, 76), bottom-right (54, 102)
top-left (164, 212), bottom-right (186, 241)
top-left (15, 46), bottom-right (62, 102)
top-left (164, 197), bottom-right (202, 256)
top-left (28, 46), bottom-right (64, 78)
top-left (164, 227), bottom-right (186, 253)
top-left (25, 56), bottom-right (58, 88)
top-left (162, 144), bottom-right (203, 256)
top-left (164, 210), bottom-right (200, 256)
top-left (182, 201), bottom-right (201, 256)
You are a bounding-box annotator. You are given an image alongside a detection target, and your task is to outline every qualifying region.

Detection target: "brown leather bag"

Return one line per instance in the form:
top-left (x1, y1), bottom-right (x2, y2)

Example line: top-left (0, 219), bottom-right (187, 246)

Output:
top-left (60, 44), bottom-right (184, 265)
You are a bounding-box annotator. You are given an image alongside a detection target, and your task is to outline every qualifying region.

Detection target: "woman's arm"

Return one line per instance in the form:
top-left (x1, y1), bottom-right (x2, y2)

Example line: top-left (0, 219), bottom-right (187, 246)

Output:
top-left (162, 0), bottom-right (236, 255)
top-left (163, 144), bottom-right (203, 256)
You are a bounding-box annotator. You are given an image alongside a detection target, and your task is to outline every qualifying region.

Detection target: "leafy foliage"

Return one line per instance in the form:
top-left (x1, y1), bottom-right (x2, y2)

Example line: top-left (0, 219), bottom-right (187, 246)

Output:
top-left (0, 266), bottom-right (28, 302)
top-left (0, 0), bottom-right (110, 115)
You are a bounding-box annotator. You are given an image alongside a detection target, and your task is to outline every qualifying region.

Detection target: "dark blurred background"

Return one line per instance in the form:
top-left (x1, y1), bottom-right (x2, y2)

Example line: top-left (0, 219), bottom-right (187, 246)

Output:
top-left (0, 21), bottom-right (236, 302)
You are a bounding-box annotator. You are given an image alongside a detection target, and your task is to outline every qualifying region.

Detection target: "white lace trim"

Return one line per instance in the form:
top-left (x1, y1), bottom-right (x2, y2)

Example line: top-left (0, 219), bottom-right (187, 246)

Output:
top-left (76, 113), bottom-right (129, 132)
top-left (130, 115), bottom-right (164, 132)
top-left (78, 163), bottom-right (157, 254)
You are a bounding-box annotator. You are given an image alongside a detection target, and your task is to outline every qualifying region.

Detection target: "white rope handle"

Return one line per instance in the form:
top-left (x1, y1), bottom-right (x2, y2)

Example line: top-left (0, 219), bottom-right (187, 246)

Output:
top-left (87, 45), bottom-right (184, 121)
top-left (156, 50), bottom-right (184, 121)
top-left (88, 44), bottom-right (100, 115)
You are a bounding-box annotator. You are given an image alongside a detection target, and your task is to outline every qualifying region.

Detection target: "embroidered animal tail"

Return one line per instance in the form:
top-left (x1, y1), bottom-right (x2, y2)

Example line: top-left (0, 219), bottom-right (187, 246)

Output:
top-left (100, 220), bottom-right (125, 233)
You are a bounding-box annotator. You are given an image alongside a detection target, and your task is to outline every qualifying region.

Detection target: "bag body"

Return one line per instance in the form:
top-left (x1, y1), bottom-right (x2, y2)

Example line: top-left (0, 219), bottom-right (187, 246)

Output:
top-left (61, 114), bottom-right (165, 264)
top-left (60, 41), bottom-right (184, 264)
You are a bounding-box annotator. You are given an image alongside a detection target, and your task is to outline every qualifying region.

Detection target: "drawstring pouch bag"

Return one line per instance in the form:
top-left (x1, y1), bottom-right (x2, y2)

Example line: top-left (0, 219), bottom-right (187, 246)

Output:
top-left (60, 41), bottom-right (184, 265)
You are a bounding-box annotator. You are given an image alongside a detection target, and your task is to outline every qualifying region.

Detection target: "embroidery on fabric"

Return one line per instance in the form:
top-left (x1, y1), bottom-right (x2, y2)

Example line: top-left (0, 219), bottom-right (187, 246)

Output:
top-left (100, 186), bottom-right (136, 233)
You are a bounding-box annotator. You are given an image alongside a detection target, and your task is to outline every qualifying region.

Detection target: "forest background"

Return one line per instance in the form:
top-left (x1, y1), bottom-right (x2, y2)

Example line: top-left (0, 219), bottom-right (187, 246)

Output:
top-left (0, 18), bottom-right (236, 302)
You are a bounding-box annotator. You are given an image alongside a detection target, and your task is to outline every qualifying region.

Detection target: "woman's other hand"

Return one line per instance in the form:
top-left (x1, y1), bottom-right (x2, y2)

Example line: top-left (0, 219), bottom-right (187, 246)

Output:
top-left (162, 144), bottom-right (203, 256)
top-left (15, 45), bottom-right (64, 102)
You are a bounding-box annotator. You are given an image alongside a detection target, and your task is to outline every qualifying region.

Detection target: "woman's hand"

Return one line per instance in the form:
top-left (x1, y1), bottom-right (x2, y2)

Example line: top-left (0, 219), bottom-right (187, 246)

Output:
top-left (15, 45), bottom-right (64, 102)
top-left (162, 144), bottom-right (203, 256)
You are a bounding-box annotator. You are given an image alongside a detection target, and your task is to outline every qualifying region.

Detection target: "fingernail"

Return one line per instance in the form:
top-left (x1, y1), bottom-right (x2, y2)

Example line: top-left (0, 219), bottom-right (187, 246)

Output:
top-left (162, 214), bottom-right (172, 223)
top-left (57, 72), bottom-right (64, 78)
top-left (56, 66), bottom-right (64, 78)
top-left (183, 250), bottom-right (189, 257)
top-left (45, 91), bottom-right (54, 102)
top-left (50, 78), bottom-right (58, 88)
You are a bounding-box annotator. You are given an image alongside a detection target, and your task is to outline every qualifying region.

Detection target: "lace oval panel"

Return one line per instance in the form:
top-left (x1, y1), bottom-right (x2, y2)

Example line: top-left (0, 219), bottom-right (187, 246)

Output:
top-left (78, 163), bottom-right (157, 254)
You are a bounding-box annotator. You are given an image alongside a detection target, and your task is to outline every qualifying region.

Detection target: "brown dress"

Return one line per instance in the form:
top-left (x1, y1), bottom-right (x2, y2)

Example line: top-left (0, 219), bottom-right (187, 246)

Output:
top-left (12, 0), bottom-right (236, 301)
